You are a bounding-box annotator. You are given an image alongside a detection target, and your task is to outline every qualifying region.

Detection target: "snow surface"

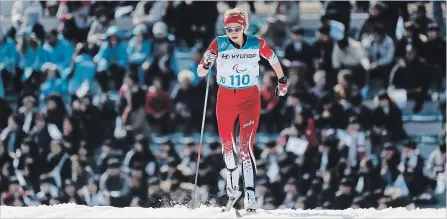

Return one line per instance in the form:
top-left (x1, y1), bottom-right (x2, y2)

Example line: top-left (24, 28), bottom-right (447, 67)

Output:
top-left (1, 204), bottom-right (445, 218)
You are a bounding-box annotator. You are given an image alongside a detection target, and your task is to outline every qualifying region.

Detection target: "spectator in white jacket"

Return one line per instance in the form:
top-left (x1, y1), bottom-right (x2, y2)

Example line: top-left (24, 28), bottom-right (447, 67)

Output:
top-left (332, 38), bottom-right (370, 87)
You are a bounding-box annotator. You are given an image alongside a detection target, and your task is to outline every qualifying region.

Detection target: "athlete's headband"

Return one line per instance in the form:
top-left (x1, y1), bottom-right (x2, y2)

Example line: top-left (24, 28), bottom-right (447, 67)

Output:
top-left (224, 13), bottom-right (246, 27)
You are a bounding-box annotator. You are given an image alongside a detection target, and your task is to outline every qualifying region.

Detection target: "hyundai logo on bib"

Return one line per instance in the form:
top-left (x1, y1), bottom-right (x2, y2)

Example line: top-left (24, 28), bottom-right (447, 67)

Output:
top-left (232, 64), bottom-right (247, 73)
top-left (221, 53), bottom-right (256, 59)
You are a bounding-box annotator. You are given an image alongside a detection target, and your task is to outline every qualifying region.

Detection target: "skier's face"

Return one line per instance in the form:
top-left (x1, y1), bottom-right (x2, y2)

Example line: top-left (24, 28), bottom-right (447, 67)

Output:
top-left (225, 23), bottom-right (244, 43)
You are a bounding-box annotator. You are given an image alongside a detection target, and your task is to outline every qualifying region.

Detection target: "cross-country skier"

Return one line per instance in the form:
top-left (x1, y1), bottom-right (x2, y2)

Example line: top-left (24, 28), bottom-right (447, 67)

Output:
top-left (197, 8), bottom-right (288, 212)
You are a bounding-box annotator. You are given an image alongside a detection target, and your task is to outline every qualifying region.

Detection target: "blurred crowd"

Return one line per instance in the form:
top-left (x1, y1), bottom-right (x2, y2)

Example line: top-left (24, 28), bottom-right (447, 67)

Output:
top-left (0, 0), bottom-right (445, 211)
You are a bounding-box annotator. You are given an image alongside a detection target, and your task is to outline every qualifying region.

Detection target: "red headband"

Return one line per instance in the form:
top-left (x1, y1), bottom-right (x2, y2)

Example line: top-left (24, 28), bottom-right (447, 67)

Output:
top-left (224, 14), bottom-right (246, 27)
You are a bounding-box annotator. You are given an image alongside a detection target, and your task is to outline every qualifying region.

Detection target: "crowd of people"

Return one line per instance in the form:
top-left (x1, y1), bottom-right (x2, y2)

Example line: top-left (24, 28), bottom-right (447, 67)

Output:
top-left (0, 0), bottom-right (445, 210)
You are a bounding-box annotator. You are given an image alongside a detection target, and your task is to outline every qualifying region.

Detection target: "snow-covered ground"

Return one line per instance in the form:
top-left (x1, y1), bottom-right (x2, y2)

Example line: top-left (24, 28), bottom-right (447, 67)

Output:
top-left (1, 204), bottom-right (445, 218)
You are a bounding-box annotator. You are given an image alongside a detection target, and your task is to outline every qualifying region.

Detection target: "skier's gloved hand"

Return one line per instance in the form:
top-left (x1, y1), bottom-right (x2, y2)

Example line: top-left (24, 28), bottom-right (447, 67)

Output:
top-left (276, 76), bottom-right (288, 97)
top-left (203, 51), bottom-right (217, 69)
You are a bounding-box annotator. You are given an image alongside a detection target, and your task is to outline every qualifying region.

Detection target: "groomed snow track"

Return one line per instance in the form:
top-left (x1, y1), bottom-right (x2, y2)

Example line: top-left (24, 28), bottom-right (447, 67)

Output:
top-left (1, 204), bottom-right (445, 218)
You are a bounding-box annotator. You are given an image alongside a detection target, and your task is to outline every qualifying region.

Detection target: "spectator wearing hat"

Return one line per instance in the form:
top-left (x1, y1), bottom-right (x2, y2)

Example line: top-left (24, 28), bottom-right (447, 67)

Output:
top-left (95, 26), bottom-right (128, 91)
top-left (145, 77), bottom-right (171, 134)
top-left (359, 2), bottom-right (388, 44)
top-left (39, 63), bottom-right (67, 105)
top-left (42, 29), bottom-right (74, 74)
top-left (128, 24), bottom-right (152, 85)
top-left (0, 30), bottom-right (19, 93)
top-left (59, 179), bottom-right (85, 204)
top-left (171, 69), bottom-right (199, 133)
top-left (147, 21), bottom-right (179, 78)
top-left (345, 92), bottom-right (373, 130)
top-left (16, 31), bottom-right (45, 94)
top-left (99, 158), bottom-right (131, 207)
top-left (395, 21), bottom-right (426, 60)
top-left (412, 4), bottom-right (434, 36)
top-left (399, 140), bottom-right (426, 197)
top-left (331, 177), bottom-right (356, 209)
top-left (315, 92), bottom-right (349, 130)
top-left (67, 43), bottom-right (98, 99)
top-left (424, 23), bottom-right (446, 91)
top-left (312, 22), bottom-right (334, 86)
top-left (177, 138), bottom-right (198, 181)
top-left (372, 91), bottom-right (406, 142)
top-left (364, 24), bottom-right (395, 88)
top-left (332, 37), bottom-right (370, 87)
top-left (283, 25), bottom-right (314, 78)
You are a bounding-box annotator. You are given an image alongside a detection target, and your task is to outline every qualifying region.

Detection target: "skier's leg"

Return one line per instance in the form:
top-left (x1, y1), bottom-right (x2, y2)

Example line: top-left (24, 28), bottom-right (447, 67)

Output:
top-left (237, 87), bottom-right (261, 210)
top-left (216, 88), bottom-right (242, 203)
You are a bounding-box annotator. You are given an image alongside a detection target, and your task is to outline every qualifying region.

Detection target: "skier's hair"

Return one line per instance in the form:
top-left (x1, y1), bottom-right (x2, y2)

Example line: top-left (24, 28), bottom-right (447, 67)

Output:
top-left (224, 7), bottom-right (249, 33)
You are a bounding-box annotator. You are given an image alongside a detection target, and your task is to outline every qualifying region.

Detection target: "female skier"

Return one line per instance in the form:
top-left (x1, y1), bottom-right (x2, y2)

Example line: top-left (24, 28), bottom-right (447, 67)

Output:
top-left (197, 8), bottom-right (288, 212)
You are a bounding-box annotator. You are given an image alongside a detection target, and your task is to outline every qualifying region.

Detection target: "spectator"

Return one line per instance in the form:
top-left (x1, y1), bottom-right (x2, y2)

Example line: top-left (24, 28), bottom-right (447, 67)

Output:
top-left (95, 26), bottom-right (128, 91)
top-left (122, 86), bottom-right (151, 137)
top-left (42, 29), bottom-right (74, 73)
top-left (364, 24), bottom-right (395, 88)
top-left (99, 158), bottom-right (131, 207)
top-left (1, 114), bottom-right (26, 154)
top-left (58, 1), bottom-right (92, 44)
top-left (67, 43), bottom-right (98, 98)
top-left (371, 91), bottom-right (407, 143)
top-left (14, 6), bottom-right (45, 43)
top-left (132, 1), bottom-right (167, 26)
top-left (59, 179), bottom-right (86, 204)
top-left (332, 38), bottom-right (370, 87)
top-left (0, 31), bottom-right (19, 93)
top-left (395, 21), bottom-right (426, 60)
top-left (17, 32), bottom-right (45, 94)
top-left (424, 23), bottom-right (446, 91)
top-left (171, 70), bottom-right (198, 133)
top-left (412, 4), bottom-right (434, 36)
top-left (425, 143), bottom-right (446, 194)
top-left (321, 0), bottom-right (352, 38)
top-left (87, 5), bottom-right (116, 50)
top-left (334, 70), bottom-right (359, 108)
top-left (389, 44), bottom-right (430, 113)
top-left (123, 134), bottom-right (157, 178)
top-left (358, 2), bottom-right (388, 44)
top-left (283, 25), bottom-right (314, 80)
top-left (345, 92), bottom-right (373, 130)
top-left (315, 93), bottom-right (349, 130)
top-left (146, 21), bottom-right (179, 87)
top-left (45, 139), bottom-right (71, 189)
top-left (79, 178), bottom-right (105, 206)
top-left (399, 140), bottom-right (426, 197)
top-left (128, 24), bottom-right (152, 85)
top-left (260, 72), bottom-right (282, 133)
top-left (145, 78), bottom-right (171, 134)
top-left (39, 63), bottom-right (66, 105)
top-left (312, 22), bottom-right (334, 87)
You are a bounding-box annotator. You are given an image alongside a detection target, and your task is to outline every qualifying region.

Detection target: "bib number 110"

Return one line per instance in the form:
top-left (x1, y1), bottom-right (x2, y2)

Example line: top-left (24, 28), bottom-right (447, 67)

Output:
top-left (229, 74), bottom-right (250, 86)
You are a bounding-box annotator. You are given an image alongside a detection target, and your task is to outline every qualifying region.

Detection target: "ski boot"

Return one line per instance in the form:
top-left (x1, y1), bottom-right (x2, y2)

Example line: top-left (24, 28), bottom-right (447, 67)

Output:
top-left (222, 186), bottom-right (242, 212)
top-left (244, 187), bottom-right (257, 213)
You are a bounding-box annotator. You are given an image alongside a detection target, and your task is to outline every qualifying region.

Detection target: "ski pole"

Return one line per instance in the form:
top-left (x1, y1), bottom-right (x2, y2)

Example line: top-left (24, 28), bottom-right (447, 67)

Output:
top-left (192, 66), bottom-right (211, 209)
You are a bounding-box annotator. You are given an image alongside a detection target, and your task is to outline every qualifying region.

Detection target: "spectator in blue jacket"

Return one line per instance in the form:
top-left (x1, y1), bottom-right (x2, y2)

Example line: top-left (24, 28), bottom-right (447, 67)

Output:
top-left (127, 24), bottom-right (152, 85)
top-left (0, 32), bottom-right (19, 92)
top-left (39, 63), bottom-right (67, 106)
top-left (94, 26), bottom-right (128, 91)
top-left (17, 32), bottom-right (45, 93)
top-left (68, 43), bottom-right (97, 98)
top-left (43, 29), bottom-right (74, 74)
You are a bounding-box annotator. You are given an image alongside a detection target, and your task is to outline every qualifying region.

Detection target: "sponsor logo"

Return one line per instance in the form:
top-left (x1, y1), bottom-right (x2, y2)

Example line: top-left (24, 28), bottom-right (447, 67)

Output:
top-left (221, 53), bottom-right (256, 59)
top-left (242, 120), bottom-right (254, 128)
top-left (220, 42), bottom-right (227, 49)
top-left (232, 64), bottom-right (247, 73)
